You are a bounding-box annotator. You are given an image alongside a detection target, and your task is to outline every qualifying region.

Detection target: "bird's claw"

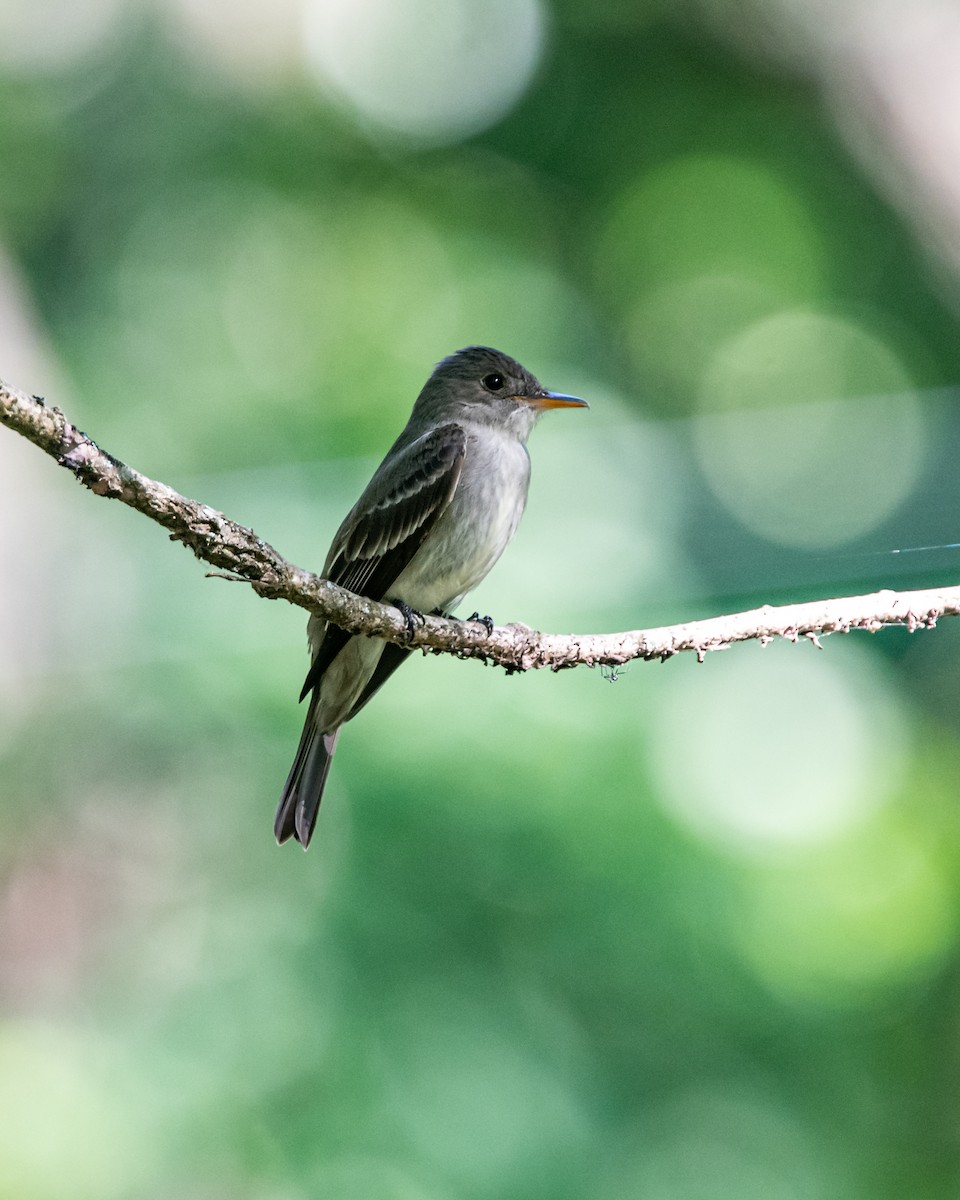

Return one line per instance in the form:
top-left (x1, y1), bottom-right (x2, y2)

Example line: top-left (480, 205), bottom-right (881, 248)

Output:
top-left (393, 599), bottom-right (425, 641)
top-left (468, 611), bottom-right (495, 636)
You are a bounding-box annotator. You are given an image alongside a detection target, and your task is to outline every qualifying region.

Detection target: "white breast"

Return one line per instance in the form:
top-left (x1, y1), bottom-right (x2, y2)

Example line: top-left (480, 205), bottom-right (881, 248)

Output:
top-left (392, 425), bottom-right (531, 613)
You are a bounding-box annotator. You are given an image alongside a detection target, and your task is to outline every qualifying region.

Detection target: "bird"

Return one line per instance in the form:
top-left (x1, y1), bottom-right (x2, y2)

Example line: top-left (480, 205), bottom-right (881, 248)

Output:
top-left (275, 346), bottom-right (588, 848)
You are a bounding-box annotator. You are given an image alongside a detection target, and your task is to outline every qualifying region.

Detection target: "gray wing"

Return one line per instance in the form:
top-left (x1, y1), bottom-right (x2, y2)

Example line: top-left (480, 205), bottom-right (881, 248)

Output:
top-left (299, 422), bottom-right (467, 701)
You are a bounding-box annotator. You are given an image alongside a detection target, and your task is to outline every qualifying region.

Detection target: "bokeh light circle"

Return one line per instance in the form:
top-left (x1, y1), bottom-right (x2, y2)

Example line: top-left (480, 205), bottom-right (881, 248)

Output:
top-left (625, 274), bottom-right (784, 406)
top-left (737, 817), bottom-right (957, 1005)
top-left (168, 0), bottom-right (304, 83)
top-left (302, 0), bottom-right (547, 143)
top-left (595, 155), bottom-right (827, 414)
top-left (597, 156), bottom-right (824, 302)
top-left (647, 640), bottom-right (909, 856)
top-left (694, 310), bottom-right (925, 547)
top-left (0, 0), bottom-right (123, 70)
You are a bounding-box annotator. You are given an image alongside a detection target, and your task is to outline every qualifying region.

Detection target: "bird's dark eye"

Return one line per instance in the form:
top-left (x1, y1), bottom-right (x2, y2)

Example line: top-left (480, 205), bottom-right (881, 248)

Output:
top-left (482, 373), bottom-right (505, 392)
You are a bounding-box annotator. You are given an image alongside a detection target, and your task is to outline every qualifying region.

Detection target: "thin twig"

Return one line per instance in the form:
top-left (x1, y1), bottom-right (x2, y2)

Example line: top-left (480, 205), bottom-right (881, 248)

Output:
top-left (3, 376), bottom-right (959, 673)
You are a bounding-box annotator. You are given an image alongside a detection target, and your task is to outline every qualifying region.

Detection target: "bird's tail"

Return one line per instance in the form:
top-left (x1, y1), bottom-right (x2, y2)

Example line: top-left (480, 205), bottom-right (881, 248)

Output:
top-left (274, 701), bottom-right (340, 848)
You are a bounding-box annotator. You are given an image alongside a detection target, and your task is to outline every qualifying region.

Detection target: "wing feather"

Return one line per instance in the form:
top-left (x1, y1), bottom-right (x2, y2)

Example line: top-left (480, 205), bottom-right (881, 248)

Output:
top-left (299, 422), bottom-right (466, 701)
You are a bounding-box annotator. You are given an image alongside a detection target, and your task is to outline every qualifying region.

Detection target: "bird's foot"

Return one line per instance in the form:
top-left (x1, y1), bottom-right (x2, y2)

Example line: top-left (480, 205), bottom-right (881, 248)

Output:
top-left (392, 598), bottom-right (425, 641)
top-left (468, 611), bottom-right (495, 636)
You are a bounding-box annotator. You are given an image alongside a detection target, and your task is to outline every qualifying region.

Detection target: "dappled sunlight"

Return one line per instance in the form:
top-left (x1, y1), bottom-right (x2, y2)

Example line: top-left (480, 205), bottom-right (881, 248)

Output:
top-left (0, 1021), bottom-right (155, 1199)
top-left (302, 0), bottom-right (547, 143)
top-left (4, 0), bottom-right (960, 1195)
top-left (0, 0), bottom-right (125, 71)
top-left (68, 171), bottom-right (588, 473)
top-left (694, 311), bottom-right (925, 547)
top-left (736, 812), bottom-right (957, 1005)
top-left (626, 273), bottom-right (785, 406)
top-left (596, 155), bottom-right (825, 414)
top-left (168, 0), bottom-right (304, 82)
top-left (648, 640), bottom-right (910, 854)
top-left (596, 155), bottom-right (825, 304)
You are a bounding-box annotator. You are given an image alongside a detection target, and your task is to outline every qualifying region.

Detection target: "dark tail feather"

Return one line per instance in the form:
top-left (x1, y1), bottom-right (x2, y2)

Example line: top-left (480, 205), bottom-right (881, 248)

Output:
top-left (275, 643), bottom-right (410, 848)
top-left (274, 706), bottom-right (340, 848)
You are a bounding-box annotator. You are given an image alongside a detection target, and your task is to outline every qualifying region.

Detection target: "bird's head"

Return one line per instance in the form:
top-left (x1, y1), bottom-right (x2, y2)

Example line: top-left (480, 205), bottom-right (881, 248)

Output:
top-left (411, 346), bottom-right (587, 439)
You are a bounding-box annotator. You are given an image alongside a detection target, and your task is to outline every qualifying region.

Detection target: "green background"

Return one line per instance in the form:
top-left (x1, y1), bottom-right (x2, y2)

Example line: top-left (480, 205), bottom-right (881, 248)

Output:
top-left (2, 1), bottom-right (960, 1196)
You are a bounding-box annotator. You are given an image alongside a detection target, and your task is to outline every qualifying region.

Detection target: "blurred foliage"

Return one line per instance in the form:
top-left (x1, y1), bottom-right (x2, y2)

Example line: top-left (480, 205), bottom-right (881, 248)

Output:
top-left (3, 1), bottom-right (960, 1197)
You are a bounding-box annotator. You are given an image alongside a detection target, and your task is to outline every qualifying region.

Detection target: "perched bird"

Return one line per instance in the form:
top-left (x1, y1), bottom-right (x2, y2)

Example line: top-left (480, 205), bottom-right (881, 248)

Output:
top-left (275, 346), bottom-right (587, 848)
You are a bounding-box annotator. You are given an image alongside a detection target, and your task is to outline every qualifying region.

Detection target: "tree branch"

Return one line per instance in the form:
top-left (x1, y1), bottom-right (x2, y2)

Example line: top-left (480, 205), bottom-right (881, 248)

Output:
top-left (3, 375), bottom-right (959, 673)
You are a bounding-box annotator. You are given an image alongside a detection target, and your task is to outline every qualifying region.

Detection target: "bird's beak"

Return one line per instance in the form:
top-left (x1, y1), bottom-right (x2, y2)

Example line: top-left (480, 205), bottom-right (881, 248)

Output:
top-left (521, 390), bottom-right (589, 411)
